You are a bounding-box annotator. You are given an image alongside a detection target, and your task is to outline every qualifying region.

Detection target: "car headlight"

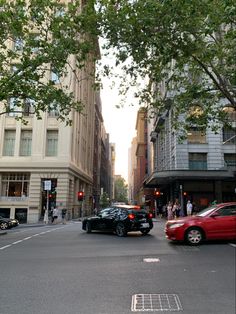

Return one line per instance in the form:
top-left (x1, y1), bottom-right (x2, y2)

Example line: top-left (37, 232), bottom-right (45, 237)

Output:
top-left (168, 223), bottom-right (185, 229)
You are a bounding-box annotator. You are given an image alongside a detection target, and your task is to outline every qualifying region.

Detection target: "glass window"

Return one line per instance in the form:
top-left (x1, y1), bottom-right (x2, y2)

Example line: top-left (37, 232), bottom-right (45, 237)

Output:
top-left (189, 153), bottom-right (207, 170)
top-left (8, 97), bottom-right (21, 116)
top-left (20, 130), bottom-right (32, 156)
top-left (3, 130), bottom-right (16, 156)
top-left (46, 130), bottom-right (58, 156)
top-left (1, 173), bottom-right (30, 197)
top-left (216, 205), bottom-right (236, 216)
top-left (23, 99), bottom-right (35, 116)
top-left (223, 127), bottom-right (236, 144)
top-left (224, 154), bottom-right (236, 167)
top-left (187, 127), bottom-right (206, 144)
top-left (48, 101), bottom-right (60, 117)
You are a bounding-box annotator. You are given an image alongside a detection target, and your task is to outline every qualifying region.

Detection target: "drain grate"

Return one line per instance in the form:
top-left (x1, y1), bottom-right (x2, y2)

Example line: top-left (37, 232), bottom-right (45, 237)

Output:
top-left (131, 294), bottom-right (183, 312)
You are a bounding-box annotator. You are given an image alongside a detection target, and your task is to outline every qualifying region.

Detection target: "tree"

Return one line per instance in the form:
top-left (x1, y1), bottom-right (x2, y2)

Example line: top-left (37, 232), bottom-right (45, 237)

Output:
top-left (114, 176), bottom-right (128, 203)
top-left (96, 0), bottom-right (236, 133)
top-left (99, 191), bottom-right (110, 208)
top-left (0, 0), bottom-right (98, 124)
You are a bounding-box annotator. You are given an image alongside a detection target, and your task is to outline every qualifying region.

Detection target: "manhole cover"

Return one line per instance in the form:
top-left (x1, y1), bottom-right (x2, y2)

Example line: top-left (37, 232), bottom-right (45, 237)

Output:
top-left (131, 294), bottom-right (183, 312)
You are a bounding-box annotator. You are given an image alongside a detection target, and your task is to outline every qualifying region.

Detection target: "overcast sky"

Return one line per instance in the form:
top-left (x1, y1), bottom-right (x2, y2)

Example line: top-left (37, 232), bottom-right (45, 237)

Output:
top-left (101, 83), bottom-right (138, 182)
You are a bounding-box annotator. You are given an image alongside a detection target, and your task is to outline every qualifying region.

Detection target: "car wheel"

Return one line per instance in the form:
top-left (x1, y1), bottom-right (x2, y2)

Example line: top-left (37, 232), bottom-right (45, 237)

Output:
top-left (86, 221), bottom-right (92, 233)
top-left (0, 222), bottom-right (8, 230)
top-left (185, 227), bottom-right (203, 245)
top-left (116, 223), bottom-right (127, 237)
top-left (140, 229), bottom-right (150, 235)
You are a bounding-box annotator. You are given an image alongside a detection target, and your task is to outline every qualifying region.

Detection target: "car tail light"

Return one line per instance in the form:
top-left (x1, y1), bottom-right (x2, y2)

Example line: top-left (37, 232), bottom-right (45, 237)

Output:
top-left (148, 213), bottom-right (153, 219)
top-left (128, 213), bottom-right (135, 220)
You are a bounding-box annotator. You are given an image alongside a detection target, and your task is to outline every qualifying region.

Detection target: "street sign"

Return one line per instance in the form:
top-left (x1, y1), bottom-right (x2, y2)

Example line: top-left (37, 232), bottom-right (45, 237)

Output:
top-left (44, 180), bottom-right (51, 190)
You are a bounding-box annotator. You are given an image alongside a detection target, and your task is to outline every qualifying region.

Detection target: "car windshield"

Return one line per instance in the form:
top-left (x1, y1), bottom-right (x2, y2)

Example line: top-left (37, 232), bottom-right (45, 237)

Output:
top-left (196, 205), bottom-right (217, 217)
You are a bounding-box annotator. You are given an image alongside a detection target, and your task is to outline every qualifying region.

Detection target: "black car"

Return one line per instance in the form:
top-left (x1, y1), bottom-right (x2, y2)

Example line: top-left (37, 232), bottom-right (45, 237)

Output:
top-left (0, 217), bottom-right (12, 230)
top-left (0, 216), bottom-right (19, 229)
top-left (82, 205), bottom-right (153, 237)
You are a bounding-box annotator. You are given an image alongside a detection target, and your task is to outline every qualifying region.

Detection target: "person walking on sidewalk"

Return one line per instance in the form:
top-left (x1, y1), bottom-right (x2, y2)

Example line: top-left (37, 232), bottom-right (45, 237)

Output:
top-left (61, 209), bottom-right (67, 224)
top-left (186, 200), bottom-right (193, 216)
top-left (52, 207), bottom-right (59, 224)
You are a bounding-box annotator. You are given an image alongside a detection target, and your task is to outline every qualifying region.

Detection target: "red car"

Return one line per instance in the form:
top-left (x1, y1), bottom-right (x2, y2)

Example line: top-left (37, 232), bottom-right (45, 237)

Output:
top-left (165, 202), bottom-right (236, 245)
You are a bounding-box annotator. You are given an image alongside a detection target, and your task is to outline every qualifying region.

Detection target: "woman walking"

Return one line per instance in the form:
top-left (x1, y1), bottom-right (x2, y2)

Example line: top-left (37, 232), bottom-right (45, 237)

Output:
top-left (167, 201), bottom-right (174, 220)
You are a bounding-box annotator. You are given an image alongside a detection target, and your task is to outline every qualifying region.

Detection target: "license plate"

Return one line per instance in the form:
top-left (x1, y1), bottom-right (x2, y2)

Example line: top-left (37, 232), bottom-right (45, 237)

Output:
top-left (141, 223), bottom-right (149, 228)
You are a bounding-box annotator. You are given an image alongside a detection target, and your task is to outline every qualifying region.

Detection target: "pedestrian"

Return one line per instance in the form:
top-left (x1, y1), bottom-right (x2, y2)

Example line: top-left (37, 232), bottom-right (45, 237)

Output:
top-left (52, 206), bottom-right (59, 224)
top-left (61, 208), bottom-right (67, 224)
top-left (167, 201), bottom-right (174, 220)
top-left (186, 200), bottom-right (193, 216)
top-left (173, 200), bottom-right (180, 218)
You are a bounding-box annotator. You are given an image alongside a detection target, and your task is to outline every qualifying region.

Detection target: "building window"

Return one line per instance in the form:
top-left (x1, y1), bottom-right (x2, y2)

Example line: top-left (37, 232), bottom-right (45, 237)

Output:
top-left (3, 130), bottom-right (16, 156)
top-left (20, 130), bottom-right (32, 156)
top-left (7, 97), bottom-right (21, 116)
top-left (189, 153), bottom-right (207, 170)
top-left (46, 130), bottom-right (58, 156)
top-left (187, 127), bottom-right (206, 144)
top-left (224, 154), bottom-right (236, 168)
top-left (48, 101), bottom-right (60, 117)
top-left (223, 127), bottom-right (236, 144)
top-left (1, 173), bottom-right (30, 197)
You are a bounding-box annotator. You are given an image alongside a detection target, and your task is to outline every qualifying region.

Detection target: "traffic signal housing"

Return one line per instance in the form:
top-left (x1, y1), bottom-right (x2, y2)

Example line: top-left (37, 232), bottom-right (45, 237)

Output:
top-left (77, 191), bottom-right (84, 201)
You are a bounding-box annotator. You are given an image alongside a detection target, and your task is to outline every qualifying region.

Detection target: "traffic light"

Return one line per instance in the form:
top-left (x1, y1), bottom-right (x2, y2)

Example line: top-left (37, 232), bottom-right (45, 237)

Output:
top-left (77, 191), bottom-right (84, 201)
top-left (183, 192), bottom-right (187, 196)
top-left (154, 190), bottom-right (161, 197)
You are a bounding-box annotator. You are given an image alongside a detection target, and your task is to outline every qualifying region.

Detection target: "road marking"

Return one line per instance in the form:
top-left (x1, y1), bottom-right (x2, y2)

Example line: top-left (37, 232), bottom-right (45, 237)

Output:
top-left (0, 245), bottom-right (12, 250)
top-left (229, 243), bottom-right (236, 248)
top-left (0, 226), bottom-right (67, 251)
top-left (143, 258), bottom-right (160, 263)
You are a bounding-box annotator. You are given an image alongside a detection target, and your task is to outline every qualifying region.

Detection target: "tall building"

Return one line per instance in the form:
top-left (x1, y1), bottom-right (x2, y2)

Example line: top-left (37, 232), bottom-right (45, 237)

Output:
top-left (0, 1), bottom-right (98, 222)
top-left (145, 107), bottom-right (236, 212)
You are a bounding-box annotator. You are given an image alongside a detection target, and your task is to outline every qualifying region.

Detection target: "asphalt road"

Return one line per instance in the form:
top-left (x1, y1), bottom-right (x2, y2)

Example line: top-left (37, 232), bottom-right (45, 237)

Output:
top-left (0, 220), bottom-right (235, 314)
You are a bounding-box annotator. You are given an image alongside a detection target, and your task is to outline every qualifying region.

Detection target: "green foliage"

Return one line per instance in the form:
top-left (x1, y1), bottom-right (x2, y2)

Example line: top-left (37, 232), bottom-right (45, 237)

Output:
top-left (0, 0), bottom-right (98, 124)
top-left (114, 176), bottom-right (128, 203)
top-left (96, 0), bottom-right (236, 133)
top-left (99, 191), bottom-right (110, 208)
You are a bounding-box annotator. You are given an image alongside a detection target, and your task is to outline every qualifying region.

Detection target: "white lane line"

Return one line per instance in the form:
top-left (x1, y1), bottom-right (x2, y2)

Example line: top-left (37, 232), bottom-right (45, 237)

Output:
top-left (0, 245), bottom-right (12, 250)
top-left (0, 226), bottom-right (67, 251)
top-left (229, 243), bottom-right (236, 248)
top-left (12, 240), bottom-right (23, 244)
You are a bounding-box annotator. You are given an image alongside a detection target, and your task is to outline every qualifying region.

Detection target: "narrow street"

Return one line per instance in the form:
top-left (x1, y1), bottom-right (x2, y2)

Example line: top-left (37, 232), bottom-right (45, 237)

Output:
top-left (0, 220), bottom-right (235, 314)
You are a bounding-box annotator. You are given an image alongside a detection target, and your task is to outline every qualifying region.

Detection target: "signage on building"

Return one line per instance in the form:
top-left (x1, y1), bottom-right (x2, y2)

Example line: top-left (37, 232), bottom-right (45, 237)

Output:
top-left (44, 180), bottom-right (51, 191)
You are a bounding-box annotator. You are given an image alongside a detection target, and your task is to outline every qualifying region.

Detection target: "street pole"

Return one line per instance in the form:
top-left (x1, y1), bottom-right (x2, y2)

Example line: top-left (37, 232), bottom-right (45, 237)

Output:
top-left (180, 185), bottom-right (183, 215)
top-left (45, 190), bottom-right (49, 224)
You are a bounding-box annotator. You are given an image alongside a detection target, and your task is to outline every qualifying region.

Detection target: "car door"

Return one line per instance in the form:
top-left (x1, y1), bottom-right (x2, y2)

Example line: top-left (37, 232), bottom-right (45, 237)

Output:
top-left (206, 205), bottom-right (236, 239)
top-left (102, 208), bottom-right (117, 230)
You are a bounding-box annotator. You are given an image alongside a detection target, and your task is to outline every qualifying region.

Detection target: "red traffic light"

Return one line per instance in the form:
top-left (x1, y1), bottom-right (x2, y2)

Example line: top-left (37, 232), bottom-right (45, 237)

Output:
top-left (183, 192), bottom-right (187, 196)
top-left (77, 191), bottom-right (84, 201)
top-left (155, 191), bottom-right (161, 196)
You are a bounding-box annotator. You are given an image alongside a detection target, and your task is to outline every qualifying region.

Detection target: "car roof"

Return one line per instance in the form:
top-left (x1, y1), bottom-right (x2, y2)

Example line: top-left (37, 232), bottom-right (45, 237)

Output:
top-left (112, 204), bottom-right (141, 210)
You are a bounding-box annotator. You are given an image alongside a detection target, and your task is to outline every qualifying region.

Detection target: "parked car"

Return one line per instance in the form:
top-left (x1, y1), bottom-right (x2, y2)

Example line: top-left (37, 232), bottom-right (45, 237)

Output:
top-left (165, 202), bottom-right (236, 245)
top-left (0, 216), bottom-right (19, 229)
top-left (82, 205), bottom-right (153, 237)
top-left (0, 217), bottom-right (12, 230)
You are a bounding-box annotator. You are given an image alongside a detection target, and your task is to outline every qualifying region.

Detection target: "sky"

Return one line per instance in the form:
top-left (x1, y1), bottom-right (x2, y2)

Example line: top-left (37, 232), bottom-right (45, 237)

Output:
top-left (100, 81), bottom-right (138, 182)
